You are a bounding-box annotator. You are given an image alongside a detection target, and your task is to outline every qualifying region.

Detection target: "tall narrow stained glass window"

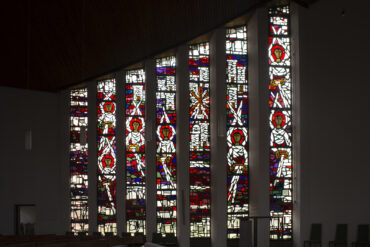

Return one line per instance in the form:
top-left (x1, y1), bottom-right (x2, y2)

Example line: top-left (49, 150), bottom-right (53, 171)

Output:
top-left (156, 57), bottom-right (177, 235)
top-left (125, 69), bottom-right (146, 235)
top-left (70, 88), bottom-right (89, 234)
top-left (268, 6), bottom-right (293, 240)
top-left (189, 43), bottom-right (211, 238)
top-left (225, 26), bottom-right (249, 239)
top-left (97, 79), bottom-right (117, 235)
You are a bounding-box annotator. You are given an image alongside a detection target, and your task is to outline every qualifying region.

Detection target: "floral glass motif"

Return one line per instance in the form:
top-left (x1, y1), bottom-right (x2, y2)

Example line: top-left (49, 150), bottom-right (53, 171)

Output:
top-left (226, 26), bottom-right (249, 239)
top-left (189, 43), bottom-right (211, 238)
top-left (268, 5), bottom-right (293, 240)
top-left (156, 57), bottom-right (177, 236)
top-left (125, 69), bottom-right (146, 235)
top-left (97, 79), bottom-right (117, 235)
top-left (70, 88), bottom-right (88, 234)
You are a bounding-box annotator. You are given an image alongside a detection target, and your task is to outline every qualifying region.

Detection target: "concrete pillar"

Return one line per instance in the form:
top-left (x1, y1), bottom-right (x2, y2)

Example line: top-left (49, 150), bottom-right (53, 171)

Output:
top-left (88, 81), bottom-right (98, 235)
top-left (58, 89), bottom-right (71, 235)
top-left (115, 71), bottom-right (126, 236)
top-left (145, 58), bottom-right (157, 242)
top-left (291, 2), bottom-right (303, 247)
top-left (210, 27), bottom-right (227, 247)
top-left (248, 7), bottom-right (270, 247)
top-left (176, 44), bottom-right (190, 247)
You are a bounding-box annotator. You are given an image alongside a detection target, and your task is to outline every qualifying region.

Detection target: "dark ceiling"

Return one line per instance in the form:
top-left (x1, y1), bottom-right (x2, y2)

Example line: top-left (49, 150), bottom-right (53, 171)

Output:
top-left (0, 0), bottom-right (316, 92)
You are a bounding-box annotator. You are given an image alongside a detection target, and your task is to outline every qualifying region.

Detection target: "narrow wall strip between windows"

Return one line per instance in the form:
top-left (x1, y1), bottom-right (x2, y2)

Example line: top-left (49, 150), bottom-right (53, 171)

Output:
top-left (189, 43), bottom-right (211, 238)
top-left (97, 79), bottom-right (117, 235)
top-left (156, 57), bottom-right (177, 236)
top-left (268, 5), bottom-right (293, 240)
top-left (70, 88), bottom-right (89, 234)
top-left (125, 69), bottom-right (147, 235)
top-left (225, 26), bottom-right (249, 239)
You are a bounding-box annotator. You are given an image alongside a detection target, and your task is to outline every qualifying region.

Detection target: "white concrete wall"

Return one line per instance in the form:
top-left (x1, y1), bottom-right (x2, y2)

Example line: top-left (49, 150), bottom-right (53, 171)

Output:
top-left (298, 0), bottom-right (370, 245)
top-left (0, 86), bottom-right (65, 235)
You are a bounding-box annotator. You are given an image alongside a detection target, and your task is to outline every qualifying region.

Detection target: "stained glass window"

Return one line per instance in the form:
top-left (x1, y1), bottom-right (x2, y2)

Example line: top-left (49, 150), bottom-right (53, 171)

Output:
top-left (70, 88), bottom-right (89, 234)
top-left (268, 5), bottom-right (293, 240)
top-left (97, 79), bottom-right (117, 235)
top-left (156, 57), bottom-right (177, 236)
top-left (225, 26), bottom-right (249, 239)
top-left (125, 69), bottom-right (146, 235)
top-left (189, 43), bottom-right (211, 238)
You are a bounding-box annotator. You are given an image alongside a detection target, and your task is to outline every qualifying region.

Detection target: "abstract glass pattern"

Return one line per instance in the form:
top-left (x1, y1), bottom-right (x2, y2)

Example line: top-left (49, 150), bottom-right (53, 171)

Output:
top-left (125, 69), bottom-right (146, 235)
top-left (70, 88), bottom-right (88, 234)
top-left (97, 79), bottom-right (117, 235)
top-left (226, 26), bottom-right (249, 239)
top-left (189, 43), bottom-right (211, 238)
top-left (268, 5), bottom-right (293, 240)
top-left (156, 57), bottom-right (177, 236)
